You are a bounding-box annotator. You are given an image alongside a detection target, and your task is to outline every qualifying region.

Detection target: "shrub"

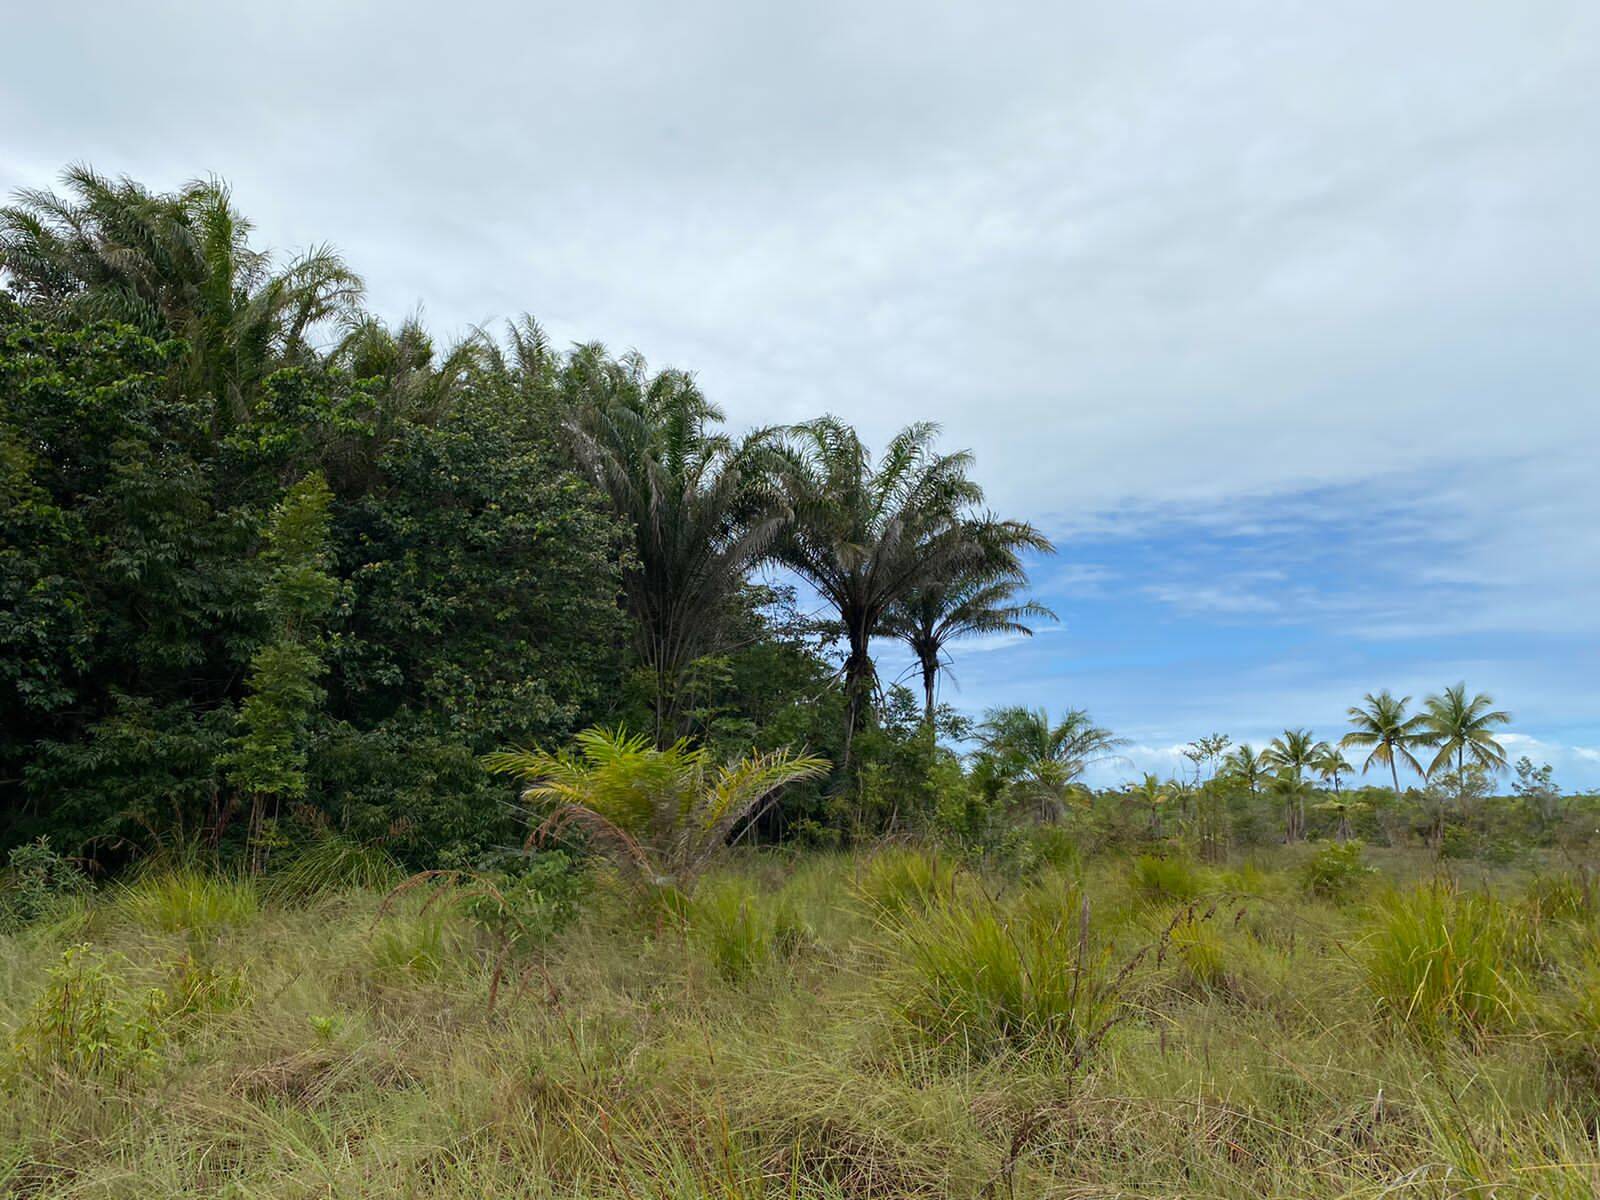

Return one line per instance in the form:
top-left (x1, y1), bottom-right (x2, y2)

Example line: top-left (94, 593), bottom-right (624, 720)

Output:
top-left (1301, 841), bottom-right (1373, 901)
top-left (118, 868), bottom-right (259, 934)
top-left (1130, 853), bottom-right (1204, 903)
top-left (7, 945), bottom-right (167, 1082)
top-left (853, 846), bottom-right (959, 920)
top-left (0, 837), bottom-right (89, 930)
top-left (885, 890), bottom-right (1127, 1060)
top-left (1364, 883), bottom-right (1528, 1043)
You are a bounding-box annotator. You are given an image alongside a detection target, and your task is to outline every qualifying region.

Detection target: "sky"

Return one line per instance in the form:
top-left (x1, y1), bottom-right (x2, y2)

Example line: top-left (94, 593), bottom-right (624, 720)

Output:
top-left (4, 1), bottom-right (1598, 788)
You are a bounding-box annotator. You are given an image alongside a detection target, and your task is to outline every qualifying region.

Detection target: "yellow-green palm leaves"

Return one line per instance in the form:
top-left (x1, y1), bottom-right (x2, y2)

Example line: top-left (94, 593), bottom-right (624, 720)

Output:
top-left (484, 728), bottom-right (828, 894)
top-left (1341, 690), bottom-right (1431, 792)
top-left (1421, 683), bottom-right (1511, 779)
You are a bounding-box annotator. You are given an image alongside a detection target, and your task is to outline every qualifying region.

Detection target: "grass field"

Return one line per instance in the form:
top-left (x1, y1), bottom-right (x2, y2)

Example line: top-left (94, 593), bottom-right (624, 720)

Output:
top-left (3, 842), bottom-right (1598, 1198)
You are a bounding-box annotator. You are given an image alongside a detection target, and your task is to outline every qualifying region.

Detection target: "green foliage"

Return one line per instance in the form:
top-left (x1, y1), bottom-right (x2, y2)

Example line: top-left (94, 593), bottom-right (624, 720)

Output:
top-left (486, 726), bottom-right (828, 896)
top-left (370, 910), bottom-right (458, 980)
top-left (1364, 883), bottom-right (1528, 1043)
top-left (852, 845), bottom-right (960, 920)
top-left (117, 868), bottom-right (259, 934)
top-left (1300, 840), bottom-right (1373, 901)
top-left (226, 472), bottom-right (338, 863)
top-left (7, 945), bottom-right (167, 1082)
top-left (264, 833), bottom-right (402, 904)
top-left (884, 888), bottom-right (1125, 1060)
top-left (689, 876), bottom-right (809, 982)
top-left (1130, 852), bottom-right (1205, 902)
top-left (0, 836), bottom-right (88, 930)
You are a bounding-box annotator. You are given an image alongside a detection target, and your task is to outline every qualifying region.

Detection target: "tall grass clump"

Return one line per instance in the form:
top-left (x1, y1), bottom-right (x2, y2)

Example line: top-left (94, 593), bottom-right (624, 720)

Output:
top-left (690, 876), bottom-right (809, 982)
top-left (885, 890), bottom-right (1128, 1061)
top-left (852, 846), bottom-right (958, 920)
top-left (265, 834), bottom-right (401, 904)
top-left (117, 867), bottom-right (259, 934)
top-left (1364, 882), bottom-right (1527, 1043)
top-left (1130, 852), bottom-right (1204, 903)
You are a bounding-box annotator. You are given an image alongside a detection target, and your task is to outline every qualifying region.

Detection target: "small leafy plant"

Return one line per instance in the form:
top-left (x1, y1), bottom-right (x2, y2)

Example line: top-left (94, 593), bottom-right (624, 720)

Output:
top-left (1301, 840), bottom-right (1373, 901)
top-left (8, 945), bottom-right (168, 1082)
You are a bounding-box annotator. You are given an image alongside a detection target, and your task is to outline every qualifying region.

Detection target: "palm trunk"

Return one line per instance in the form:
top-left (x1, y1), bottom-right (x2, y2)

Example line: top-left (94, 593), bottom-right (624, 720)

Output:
top-left (921, 654), bottom-right (938, 726)
top-left (1389, 755), bottom-right (1400, 795)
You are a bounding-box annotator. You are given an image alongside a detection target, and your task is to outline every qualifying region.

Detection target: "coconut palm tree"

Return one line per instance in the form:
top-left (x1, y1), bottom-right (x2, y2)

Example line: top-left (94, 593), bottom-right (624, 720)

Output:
top-left (975, 706), bottom-right (1128, 823)
top-left (1420, 683), bottom-right (1512, 780)
top-left (0, 165), bottom-right (361, 418)
top-left (1263, 729), bottom-right (1330, 841)
top-left (1222, 743), bottom-right (1268, 796)
top-left (882, 518), bottom-right (1055, 723)
top-left (1126, 773), bottom-right (1171, 836)
top-left (1340, 691), bottom-right (1430, 793)
top-left (562, 349), bottom-right (787, 744)
top-left (772, 418), bottom-right (983, 765)
top-left (1313, 747), bottom-right (1354, 798)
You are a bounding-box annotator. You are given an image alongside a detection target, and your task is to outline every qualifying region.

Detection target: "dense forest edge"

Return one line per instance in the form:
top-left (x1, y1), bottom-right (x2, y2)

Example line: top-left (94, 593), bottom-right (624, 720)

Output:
top-left (2, 166), bottom-right (1600, 1198)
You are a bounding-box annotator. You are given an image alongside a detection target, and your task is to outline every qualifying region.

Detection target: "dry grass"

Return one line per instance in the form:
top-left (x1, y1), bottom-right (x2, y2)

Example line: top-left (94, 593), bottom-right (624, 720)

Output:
top-left (1, 846), bottom-right (1597, 1198)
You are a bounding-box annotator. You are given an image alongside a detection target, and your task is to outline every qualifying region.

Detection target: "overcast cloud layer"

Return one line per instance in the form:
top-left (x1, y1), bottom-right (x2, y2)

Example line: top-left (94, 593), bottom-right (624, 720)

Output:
top-left (6, 1), bottom-right (1598, 787)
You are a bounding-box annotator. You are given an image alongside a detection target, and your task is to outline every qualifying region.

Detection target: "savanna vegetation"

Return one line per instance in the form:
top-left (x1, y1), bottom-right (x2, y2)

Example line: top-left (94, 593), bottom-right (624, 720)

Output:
top-left (4, 166), bottom-right (1599, 1198)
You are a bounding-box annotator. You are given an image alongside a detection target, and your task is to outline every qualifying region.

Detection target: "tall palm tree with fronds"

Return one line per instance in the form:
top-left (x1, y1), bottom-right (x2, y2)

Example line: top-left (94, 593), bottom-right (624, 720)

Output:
top-left (772, 418), bottom-right (983, 765)
top-left (1340, 691), bottom-right (1430, 793)
top-left (1421, 683), bottom-right (1511, 780)
top-left (1222, 743), bottom-right (1268, 797)
top-left (1126, 773), bottom-right (1171, 836)
top-left (882, 518), bottom-right (1055, 723)
top-left (1262, 729), bottom-right (1330, 841)
top-left (563, 347), bottom-right (786, 744)
top-left (0, 165), bottom-right (361, 418)
top-left (975, 706), bottom-right (1128, 823)
top-left (1313, 747), bottom-right (1354, 798)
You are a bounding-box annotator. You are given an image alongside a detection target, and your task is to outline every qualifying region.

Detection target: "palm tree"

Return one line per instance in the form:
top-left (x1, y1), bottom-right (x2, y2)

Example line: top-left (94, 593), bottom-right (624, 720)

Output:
top-left (975, 706), bottom-right (1128, 823)
top-left (773, 418), bottom-right (983, 765)
top-left (1262, 729), bottom-right (1330, 841)
top-left (1223, 744), bottom-right (1268, 796)
top-left (1420, 683), bottom-right (1512, 780)
top-left (882, 518), bottom-right (1055, 723)
top-left (1340, 691), bottom-right (1430, 793)
top-left (1313, 747), bottom-right (1354, 798)
top-left (1, 165), bottom-right (361, 418)
top-left (562, 348), bottom-right (786, 745)
top-left (484, 727), bottom-right (827, 899)
top-left (1126, 773), bottom-right (1170, 837)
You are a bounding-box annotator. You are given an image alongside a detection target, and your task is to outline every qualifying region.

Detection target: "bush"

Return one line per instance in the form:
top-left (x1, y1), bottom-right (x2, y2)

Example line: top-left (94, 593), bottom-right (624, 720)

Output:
top-left (7, 945), bottom-right (167, 1082)
top-left (885, 890), bottom-right (1127, 1060)
top-left (1130, 853), bottom-right (1204, 903)
top-left (1364, 883), bottom-right (1528, 1044)
top-left (0, 837), bottom-right (89, 930)
top-left (853, 846), bottom-right (959, 921)
top-left (1301, 841), bottom-right (1373, 901)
